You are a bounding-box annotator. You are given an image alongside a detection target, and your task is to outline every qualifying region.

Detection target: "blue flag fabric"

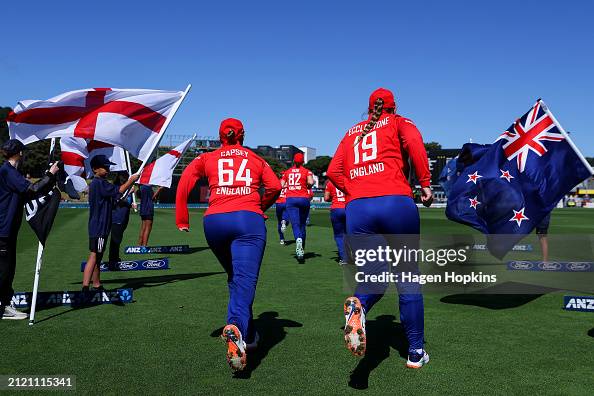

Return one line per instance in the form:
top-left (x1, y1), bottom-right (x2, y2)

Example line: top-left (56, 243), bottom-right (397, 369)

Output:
top-left (445, 100), bottom-right (593, 257)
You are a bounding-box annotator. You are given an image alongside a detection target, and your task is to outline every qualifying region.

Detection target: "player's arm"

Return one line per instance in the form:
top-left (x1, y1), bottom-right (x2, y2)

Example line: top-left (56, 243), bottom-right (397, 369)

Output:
top-left (398, 118), bottom-right (433, 207)
top-left (260, 161), bottom-right (282, 212)
top-left (306, 171), bottom-right (314, 188)
top-left (327, 140), bottom-right (346, 192)
top-left (175, 156), bottom-right (206, 231)
top-left (23, 161), bottom-right (59, 198)
top-left (118, 174), bottom-right (140, 194)
top-left (280, 171), bottom-right (288, 188)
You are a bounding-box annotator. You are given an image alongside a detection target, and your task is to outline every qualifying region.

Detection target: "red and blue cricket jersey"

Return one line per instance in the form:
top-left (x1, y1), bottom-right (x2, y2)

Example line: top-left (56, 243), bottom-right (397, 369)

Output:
top-left (276, 184), bottom-right (287, 204)
top-left (282, 166), bottom-right (313, 199)
top-left (327, 114), bottom-right (431, 202)
top-left (176, 144), bottom-right (281, 228)
top-left (324, 180), bottom-right (346, 209)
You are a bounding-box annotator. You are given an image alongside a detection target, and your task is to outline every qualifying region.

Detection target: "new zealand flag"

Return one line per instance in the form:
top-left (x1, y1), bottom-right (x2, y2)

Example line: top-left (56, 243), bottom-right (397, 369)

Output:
top-left (445, 100), bottom-right (593, 257)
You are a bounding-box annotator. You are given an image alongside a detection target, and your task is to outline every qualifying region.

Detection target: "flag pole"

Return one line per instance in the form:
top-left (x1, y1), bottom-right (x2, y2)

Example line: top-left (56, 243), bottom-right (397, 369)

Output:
top-left (135, 84), bottom-right (191, 176)
top-left (540, 100), bottom-right (594, 175)
top-left (28, 243), bottom-right (44, 325)
top-left (29, 137), bottom-right (56, 325)
top-left (124, 150), bottom-right (138, 212)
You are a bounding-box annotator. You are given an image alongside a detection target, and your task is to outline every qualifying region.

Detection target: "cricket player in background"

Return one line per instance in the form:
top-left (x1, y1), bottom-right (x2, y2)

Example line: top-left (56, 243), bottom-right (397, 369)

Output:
top-left (324, 180), bottom-right (347, 265)
top-left (327, 88), bottom-right (433, 368)
top-left (176, 118), bottom-right (281, 372)
top-left (281, 153), bottom-right (314, 261)
top-left (275, 181), bottom-right (289, 245)
top-left (137, 184), bottom-right (163, 246)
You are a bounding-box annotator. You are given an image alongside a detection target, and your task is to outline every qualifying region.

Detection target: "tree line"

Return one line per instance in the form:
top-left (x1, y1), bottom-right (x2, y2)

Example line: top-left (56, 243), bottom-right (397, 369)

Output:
top-left (2, 106), bottom-right (593, 180)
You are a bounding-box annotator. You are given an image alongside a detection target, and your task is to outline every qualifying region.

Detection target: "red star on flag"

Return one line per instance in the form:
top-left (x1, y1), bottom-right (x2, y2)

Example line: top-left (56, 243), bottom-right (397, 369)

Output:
top-left (469, 196), bottom-right (481, 209)
top-left (500, 169), bottom-right (514, 182)
top-left (509, 208), bottom-right (529, 227)
top-left (466, 171), bottom-right (482, 184)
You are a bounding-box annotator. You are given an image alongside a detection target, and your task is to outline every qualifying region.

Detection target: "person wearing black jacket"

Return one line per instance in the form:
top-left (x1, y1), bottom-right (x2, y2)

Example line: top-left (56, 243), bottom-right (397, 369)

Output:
top-left (0, 139), bottom-right (59, 320)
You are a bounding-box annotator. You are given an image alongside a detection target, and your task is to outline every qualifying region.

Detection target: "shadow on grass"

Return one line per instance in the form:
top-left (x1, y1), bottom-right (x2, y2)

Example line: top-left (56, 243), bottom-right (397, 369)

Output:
top-left (588, 328), bottom-right (594, 338)
top-left (440, 282), bottom-right (558, 309)
top-left (100, 272), bottom-right (225, 291)
top-left (348, 315), bottom-right (408, 390)
top-left (210, 311), bottom-right (303, 379)
top-left (182, 246), bottom-right (210, 254)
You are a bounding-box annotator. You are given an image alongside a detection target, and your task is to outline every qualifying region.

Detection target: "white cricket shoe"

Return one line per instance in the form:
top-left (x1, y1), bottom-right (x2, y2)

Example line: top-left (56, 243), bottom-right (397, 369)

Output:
top-left (280, 220), bottom-right (287, 233)
top-left (406, 349), bottom-right (430, 369)
top-left (2, 303), bottom-right (27, 320)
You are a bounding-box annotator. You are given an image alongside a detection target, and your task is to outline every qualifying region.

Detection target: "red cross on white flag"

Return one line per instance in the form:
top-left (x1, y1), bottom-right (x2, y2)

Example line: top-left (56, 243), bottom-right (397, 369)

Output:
top-left (7, 87), bottom-right (189, 163)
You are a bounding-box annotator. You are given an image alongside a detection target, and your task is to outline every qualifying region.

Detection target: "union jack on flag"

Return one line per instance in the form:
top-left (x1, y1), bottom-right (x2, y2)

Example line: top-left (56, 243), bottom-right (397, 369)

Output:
top-left (444, 99), bottom-right (593, 258)
top-left (496, 100), bottom-right (565, 172)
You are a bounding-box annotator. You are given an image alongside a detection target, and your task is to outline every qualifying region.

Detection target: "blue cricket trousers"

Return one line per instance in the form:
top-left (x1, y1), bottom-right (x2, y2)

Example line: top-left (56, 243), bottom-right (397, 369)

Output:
top-left (203, 210), bottom-right (266, 344)
top-left (330, 208), bottom-right (346, 261)
top-left (275, 203), bottom-right (289, 240)
top-left (286, 197), bottom-right (310, 244)
top-left (346, 195), bottom-right (424, 352)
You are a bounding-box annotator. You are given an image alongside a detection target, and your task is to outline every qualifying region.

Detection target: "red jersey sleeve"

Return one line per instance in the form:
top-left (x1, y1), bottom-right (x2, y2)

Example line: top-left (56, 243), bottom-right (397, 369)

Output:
top-left (327, 139), bottom-right (346, 192)
top-left (260, 160), bottom-right (282, 211)
top-left (398, 118), bottom-right (431, 188)
top-left (175, 155), bottom-right (206, 229)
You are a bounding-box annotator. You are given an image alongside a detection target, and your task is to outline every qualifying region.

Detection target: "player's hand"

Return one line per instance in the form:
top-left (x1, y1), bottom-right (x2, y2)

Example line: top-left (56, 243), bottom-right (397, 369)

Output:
top-left (131, 203), bottom-right (137, 210)
top-left (178, 226), bottom-right (189, 232)
top-left (421, 187), bottom-right (433, 207)
top-left (49, 161), bottom-right (60, 175)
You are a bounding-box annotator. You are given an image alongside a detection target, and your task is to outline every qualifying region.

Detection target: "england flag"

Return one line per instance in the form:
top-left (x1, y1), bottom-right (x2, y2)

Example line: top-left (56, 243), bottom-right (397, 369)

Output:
top-left (7, 88), bottom-right (184, 163)
top-left (60, 137), bottom-right (127, 178)
top-left (138, 137), bottom-right (193, 188)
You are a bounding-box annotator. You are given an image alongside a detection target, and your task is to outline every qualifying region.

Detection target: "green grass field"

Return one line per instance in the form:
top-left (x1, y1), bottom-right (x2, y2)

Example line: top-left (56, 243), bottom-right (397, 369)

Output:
top-left (2, 208), bottom-right (593, 395)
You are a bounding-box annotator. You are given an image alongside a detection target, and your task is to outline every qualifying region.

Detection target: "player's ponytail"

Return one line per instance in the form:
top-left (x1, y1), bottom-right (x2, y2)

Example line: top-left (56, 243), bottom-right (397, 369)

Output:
top-left (356, 98), bottom-right (384, 144)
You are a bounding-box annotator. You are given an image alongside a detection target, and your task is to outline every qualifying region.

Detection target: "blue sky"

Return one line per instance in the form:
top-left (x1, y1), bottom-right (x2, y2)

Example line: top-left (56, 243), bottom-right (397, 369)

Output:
top-left (2, 0), bottom-right (593, 156)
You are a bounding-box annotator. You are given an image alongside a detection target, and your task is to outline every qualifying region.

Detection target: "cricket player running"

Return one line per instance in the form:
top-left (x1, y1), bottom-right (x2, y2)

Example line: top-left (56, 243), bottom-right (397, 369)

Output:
top-left (275, 181), bottom-right (289, 245)
top-left (327, 88), bottom-right (433, 368)
top-left (176, 118), bottom-right (281, 372)
top-left (324, 180), bottom-right (347, 265)
top-left (281, 153), bottom-right (314, 262)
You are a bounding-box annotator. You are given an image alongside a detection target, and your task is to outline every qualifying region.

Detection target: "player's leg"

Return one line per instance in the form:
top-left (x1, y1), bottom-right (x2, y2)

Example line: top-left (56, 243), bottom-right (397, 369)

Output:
top-left (342, 198), bottom-right (389, 357)
top-left (203, 214), bottom-right (245, 371)
top-left (138, 220), bottom-right (146, 246)
top-left (109, 223), bottom-right (124, 265)
top-left (0, 236), bottom-right (26, 319)
top-left (227, 211), bottom-right (267, 347)
top-left (298, 198), bottom-right (310, 246)
top-left (536, 213), bottom-right (551, 262)
top-left (144, 219), bottom-right (154, 246)
top-left (276, 204), bottom-right (285, 244)
top-left (285, 199), bottom-right (302, 241)
top-left (91, 237), bottom-right (106, 289)
top-left (83, 239), bottom-right (99, 288)
top-left (379, 195), bottom-right (428, 368)
top-left (330, 208), bottom-right (347, 263)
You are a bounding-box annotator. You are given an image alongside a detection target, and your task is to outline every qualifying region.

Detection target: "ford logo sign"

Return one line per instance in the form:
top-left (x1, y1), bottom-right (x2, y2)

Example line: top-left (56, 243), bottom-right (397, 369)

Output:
top-left (538, 262), bottom-right (562, 271)
top-left (566, 262), bottom-right (592, 272)
top-left (119, 261), bottom-right (139, 271)
top-left (142, 259), bottom-right (167, 269)
top-left (510, 261), bottom-right (533, 270)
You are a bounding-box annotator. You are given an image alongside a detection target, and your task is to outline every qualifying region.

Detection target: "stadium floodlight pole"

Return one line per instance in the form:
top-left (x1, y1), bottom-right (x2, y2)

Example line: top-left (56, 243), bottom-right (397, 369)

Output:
top-left (29, 137), bottom-right (57, 326)
top-left (124, 150), bottom-right (138, 212)
top-left (540, 99), bottom-right (594, 175)
top-left (135, 83), bottom-right (192, 177)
